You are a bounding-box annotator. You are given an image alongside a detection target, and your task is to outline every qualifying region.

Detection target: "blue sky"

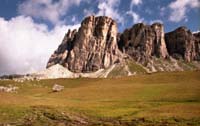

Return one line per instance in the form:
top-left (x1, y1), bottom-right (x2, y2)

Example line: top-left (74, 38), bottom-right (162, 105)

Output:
top-left (0, 0), bottom-right (199, 75)
top-left (0, 0), bottom-right (199, 32)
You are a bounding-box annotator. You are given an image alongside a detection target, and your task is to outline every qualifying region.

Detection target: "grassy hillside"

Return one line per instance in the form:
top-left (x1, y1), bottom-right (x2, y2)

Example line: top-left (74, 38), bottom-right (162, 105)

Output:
top-left (0, 71), bottom-right (200, 125)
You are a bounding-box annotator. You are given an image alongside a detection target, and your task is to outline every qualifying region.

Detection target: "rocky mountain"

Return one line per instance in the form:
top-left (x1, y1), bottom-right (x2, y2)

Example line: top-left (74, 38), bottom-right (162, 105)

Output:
top-left (118, 23), bottom-right (169, 64)
top-left (47, 16), bottom-right (200, 77)
top-left (47, 16), bottom-right (123, 73)
top-left (193, 32), bottom-right (200, 60)
top-left (165, 27), bottom-right (197, 62)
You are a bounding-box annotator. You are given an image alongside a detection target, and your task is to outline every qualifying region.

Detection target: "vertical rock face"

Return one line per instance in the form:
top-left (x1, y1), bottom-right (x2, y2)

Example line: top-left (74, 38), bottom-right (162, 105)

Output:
top-left (47, 29), bottom-right (77, 68)
top-left (193, 32), bottom-right (200, 60)
top-left (118, 23), bottom-right (168, 62)
top-left (47, 16), bottom-right (123, 73)
top-left (165, 27), bottom-right (196, 62)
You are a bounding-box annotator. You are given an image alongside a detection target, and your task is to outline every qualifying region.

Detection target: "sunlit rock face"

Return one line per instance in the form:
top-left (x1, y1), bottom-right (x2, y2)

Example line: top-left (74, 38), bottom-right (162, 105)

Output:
top-left (47, 16), bottom-right (123, 73)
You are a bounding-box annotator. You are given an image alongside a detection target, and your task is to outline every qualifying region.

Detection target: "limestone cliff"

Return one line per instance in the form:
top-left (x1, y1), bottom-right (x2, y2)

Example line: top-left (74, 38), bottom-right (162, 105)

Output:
top-left (47, 16), bottom-right (200, 75)
top-left (118, 23), bottom-right (169, 64)
top-left (165, 27), bottom-right (197, 62)
top-left (47, 16), bottom-right (123, 73)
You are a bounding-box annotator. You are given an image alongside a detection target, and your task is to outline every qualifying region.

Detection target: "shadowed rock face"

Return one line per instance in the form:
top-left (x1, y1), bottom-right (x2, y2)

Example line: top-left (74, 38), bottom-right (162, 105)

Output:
top-left (193, 32), bottom-right (200, 60)
top-left (47, 16), bottom-right (123, 73)
top-left (165, 27), bottom-right (196, 62)
top-left (118, 23), bottom-right (169, 63)
top-left (47, 29), bottom-right (77, 69)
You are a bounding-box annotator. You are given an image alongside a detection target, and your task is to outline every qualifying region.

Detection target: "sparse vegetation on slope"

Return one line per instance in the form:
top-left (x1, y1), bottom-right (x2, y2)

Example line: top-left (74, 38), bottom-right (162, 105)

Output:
top-left (107, 65), bottom-right (128, 77)
top-left (127, 60), bottom-right (147, 74)
top-left (0, 71), bottom-right (200, 125)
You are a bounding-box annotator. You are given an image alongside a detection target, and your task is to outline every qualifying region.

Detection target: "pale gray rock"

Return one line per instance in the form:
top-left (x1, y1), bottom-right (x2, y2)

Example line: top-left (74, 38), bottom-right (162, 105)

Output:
top-left (52, 84), bottom-right (64, 92)
top-left (0, 85), bottom-right (19, 93)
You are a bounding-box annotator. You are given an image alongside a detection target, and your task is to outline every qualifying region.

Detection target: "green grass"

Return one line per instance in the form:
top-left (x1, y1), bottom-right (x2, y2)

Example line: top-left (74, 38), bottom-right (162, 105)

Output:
top-left (107, 65), bottom-right (128, 77)
top-left (107, 60), bottom-right (146, 77)
top-left (0, 71), bottom-right (200, 125)
top-left (177, 60), bottom-right (198, 70)
top-left (127, 60), bottom-right (147, 74)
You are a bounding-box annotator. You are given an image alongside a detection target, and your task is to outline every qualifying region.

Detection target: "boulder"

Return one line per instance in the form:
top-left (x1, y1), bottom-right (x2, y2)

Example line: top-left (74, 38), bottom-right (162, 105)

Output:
top-left (52, 84), bottom-right (64, 92)
top-left (0, 85), bottom-right (19, 93)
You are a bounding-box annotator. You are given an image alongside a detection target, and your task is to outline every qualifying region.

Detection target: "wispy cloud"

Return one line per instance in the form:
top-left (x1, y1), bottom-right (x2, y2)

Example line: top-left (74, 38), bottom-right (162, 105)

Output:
top-left (96, 0), bottom-right (124, 24)
top-left (131, 0), bottom-right (142, 8)
top-left (126, 0), bottom-right (143, 24)
top-left (168, 0), bottom-right (200, 22)
top-left (18, 0), bottom-right (87, 25)
top-left (150, 19), bottom-right (163, 25)
top-left (126, 11), bottom-right (144, 24)
top-left (83, 9), bottom-right (95, 17)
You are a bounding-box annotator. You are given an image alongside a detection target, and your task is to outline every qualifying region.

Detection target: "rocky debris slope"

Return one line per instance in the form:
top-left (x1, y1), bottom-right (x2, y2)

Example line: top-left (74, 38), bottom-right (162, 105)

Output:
top-left (118, 23), bottom-right (169, 64)
top-left (165, 27), bottom-right (198, 62)
top-left (33, 64), bottom-right (78, 79)
top-left (0, 85), bottom-right (19, 93)
top-left (47, 16), bottom-right (123, 73)
top-left (34, 64), bottom-right (121, 79)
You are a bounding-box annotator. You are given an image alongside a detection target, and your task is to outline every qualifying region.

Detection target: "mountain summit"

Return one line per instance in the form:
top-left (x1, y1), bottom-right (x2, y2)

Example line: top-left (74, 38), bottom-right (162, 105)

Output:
top-left (47, 16), bottom-right (200, 76)
top-left (47, 16), bottom-right (123, 73)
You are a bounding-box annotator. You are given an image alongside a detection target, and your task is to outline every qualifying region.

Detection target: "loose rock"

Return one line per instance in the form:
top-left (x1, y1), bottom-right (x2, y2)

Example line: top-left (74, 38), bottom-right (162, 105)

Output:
top-left (0, 85), bottom-right (19, 93)
top-left (52, 84), bottom-right (64, 92)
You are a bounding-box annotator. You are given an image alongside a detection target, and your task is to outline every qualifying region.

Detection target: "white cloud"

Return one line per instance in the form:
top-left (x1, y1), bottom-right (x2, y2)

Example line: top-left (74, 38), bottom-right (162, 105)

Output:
top-left (0, 16), bottom-right (80, 75)
top-left (150, 19), bottom-right (163, 25)
top-left (83, 9), bottom-right (95, 17)
top-left (18, 0), bottom-right (85, 24)
top-left (126, 0), bottom-right (143, 24)
top-left (131, 0), bottom-right (142, 7)
top-left (193, 30), bottom-right (200, 34)
top-left (96, 0), bottom-right (124, 24)
top-left (145, 8), bottom-right (153, 15)
top-left (126, 11), bottom-right (144, 24)
top-left (160, 7), bottom-right (166, 17)
top-left (71, 15), bottom-right (79, 24)
top-left (168, 0), bottom-right (200, 22)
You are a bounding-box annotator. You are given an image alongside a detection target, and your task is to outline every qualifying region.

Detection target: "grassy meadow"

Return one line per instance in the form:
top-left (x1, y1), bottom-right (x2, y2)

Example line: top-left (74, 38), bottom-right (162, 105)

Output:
top-left (0, 71), bottom-right (200, 125)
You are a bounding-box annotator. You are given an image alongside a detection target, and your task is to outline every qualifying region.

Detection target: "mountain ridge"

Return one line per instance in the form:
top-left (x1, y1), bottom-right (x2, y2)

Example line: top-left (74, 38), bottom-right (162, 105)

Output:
top-left (45, 15), bottom-right (200, 78)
